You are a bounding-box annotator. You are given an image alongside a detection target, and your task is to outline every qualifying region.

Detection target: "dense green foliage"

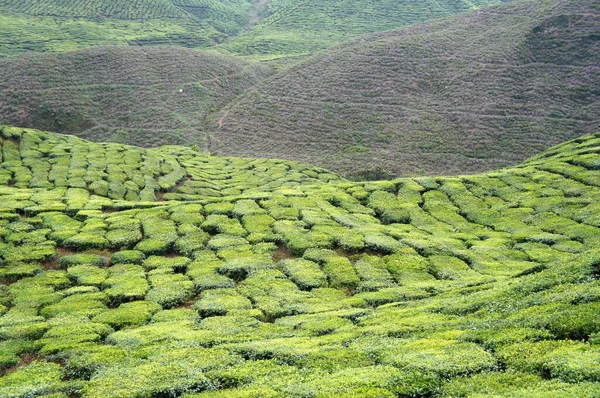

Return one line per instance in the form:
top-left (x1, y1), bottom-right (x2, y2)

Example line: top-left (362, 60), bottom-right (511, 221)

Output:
top-left (215, 0), bottom-right (600, 177)
top-left (0, 126), bottom-right (599, 396)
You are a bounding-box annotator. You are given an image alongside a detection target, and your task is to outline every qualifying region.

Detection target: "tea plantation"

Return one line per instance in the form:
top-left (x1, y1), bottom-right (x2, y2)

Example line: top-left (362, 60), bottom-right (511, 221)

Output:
top-left (0, 124), bottom-right (600, 397)
top-left (0, 0), bottom-right (511, 58)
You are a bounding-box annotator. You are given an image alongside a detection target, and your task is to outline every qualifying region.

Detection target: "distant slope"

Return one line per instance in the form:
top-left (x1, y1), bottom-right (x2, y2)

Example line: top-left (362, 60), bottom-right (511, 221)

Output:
top-left (0, 0), bottom-right (513, 58)
top-left (215, 0), bottom-right (600, 178)
top-left (0, 46), bottom-right (271, 147)
top-left (223, 0), bottom-right (513, 58)
top-left (0, 0), bottom-right (257, 57)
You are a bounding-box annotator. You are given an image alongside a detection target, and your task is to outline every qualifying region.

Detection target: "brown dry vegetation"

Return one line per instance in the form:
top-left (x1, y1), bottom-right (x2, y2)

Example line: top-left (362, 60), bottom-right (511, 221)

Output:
top-left (214, 0), bottom-right (600, 178)
top-left (0, 46), bottom-right (271, 148)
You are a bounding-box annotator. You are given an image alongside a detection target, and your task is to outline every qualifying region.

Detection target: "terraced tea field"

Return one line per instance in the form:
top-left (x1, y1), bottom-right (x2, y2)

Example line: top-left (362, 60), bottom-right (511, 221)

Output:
top-left (0, 125), bottom-right (599, 397)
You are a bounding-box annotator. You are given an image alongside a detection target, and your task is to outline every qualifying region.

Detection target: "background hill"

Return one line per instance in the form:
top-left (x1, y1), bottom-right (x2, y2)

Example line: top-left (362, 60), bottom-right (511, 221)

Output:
top-left (0, 0), bottom-right (257, 57)
top-left (0, 126), bottom-right (600, 396)
top-left (0, 0), bottom-right (512, 58)
top-left (0, 46), bottom-right (270, 147)
top-left (214, 0), bottom-right (600, 178)
top-left (221, 0), bottom-right (513, 58)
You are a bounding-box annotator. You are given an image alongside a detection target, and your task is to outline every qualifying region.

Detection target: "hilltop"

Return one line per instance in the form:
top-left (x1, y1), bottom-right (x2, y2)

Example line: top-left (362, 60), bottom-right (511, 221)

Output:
top-left (0, 46), bottom-right (270, 147)
top-left (0, 125), bottom-right (599, 396)
top-left (0, 0), bottom-right (512, 58)
top-left (215, 0), bottom-right (600, 178)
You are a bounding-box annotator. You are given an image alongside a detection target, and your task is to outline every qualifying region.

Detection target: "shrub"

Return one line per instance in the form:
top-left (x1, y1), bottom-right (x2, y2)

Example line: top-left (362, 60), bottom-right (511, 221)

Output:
top-left (134, 238), bottom-right (171, 255)
top-left (59, 254), bottom-right (106, 269)
top-left (102, 264), bottom-right (149, 305)
top-left (37, 318), bottom-right (114, 354)
top-left (232, 200), bottom-right (266, 218)
top-left (207, 234), bottom-right (249, 251)
top-left (174, 231), bottom-right (210, 256)
top-left (280, 259), bottom-right (327, 290)
top-left (151, 308), bottom-right (198, 323)
top-left (65, 345), bottom-right (127, 380)
top-left (497, 340), bottom-right (600, 382)
top-left (374, 338), bottom-right (496, 377)
top-left (40, 292), bottom-right (108, 318)
top-left (193, 273), bottom-right (236, 291)
top-left (0, 360), bottom-right (70, 397)
top-left (242, 214), bottom-right (275, 234)
top-left (0, 339), bottom-right (35, 372)
top-left (147, 272), bottom-right (194, 309)
top-left (202, 214), bottom-right (247, 236)
top-left (323, 257), bottom-right (360, 289)
top-left (354, 287), bottom-right (431, 306)
top-left (110, 250), bottom-right (146, 265)
top-left (205, 202), bottom-right (234, 215)
top-left (218, 255), bottom-right (274, 281)
top-left (142, 256), bottom-right (191, 272)
top-left (194, 288), bottom-right (253, 318)
top-left (63, 233), bottom-right (108, 251)
top-left (84, 360), bottom-right (213, 398)
top-left (106, 228), bottom-right (142, 249)
top-left (547, 302), bottom-right (600, 340)
top-left (364, 234), bottom-right (403, 254)
top-left (93, 301), bottom-right (162, 329)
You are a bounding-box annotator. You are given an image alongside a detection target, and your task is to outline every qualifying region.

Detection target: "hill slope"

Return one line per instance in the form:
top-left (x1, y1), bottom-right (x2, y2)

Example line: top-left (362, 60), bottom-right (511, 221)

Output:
top-left (215, 0), bottom-right (600, 178)
top-left (0, 0), bottom-right (512, 58)
top-left (0, 126), bottom-right (599, 396)
top-left (0, 0), bottom-right (258, 57)
top-left (0, 46), bottom-right (271, 147)
top-left (222, 0), bottom-right (513, 58)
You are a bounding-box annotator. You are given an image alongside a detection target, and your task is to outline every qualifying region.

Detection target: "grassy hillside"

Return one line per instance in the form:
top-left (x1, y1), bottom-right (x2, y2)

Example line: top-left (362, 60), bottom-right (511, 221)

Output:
top-left (215, 0), bottom-right (600, 178)
top-left (0, 46), bottom-right (271, 148)
top-left (0, 0), bottom-right (259, 57)
top-left (0, 125), bottom-right (599, 396)
top-left (222, 0), bottom-right (513, 58)
top-left (0, 0), bottom-right (513, 58)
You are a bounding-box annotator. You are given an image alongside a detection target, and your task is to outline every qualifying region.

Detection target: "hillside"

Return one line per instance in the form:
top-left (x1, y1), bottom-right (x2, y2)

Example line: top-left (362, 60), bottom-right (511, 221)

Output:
top-left (222, 0), bottom-right (513, 58)
top-left (215, 0), bottom-right (600, 178)
top-left (0, 0), bottom-right (512, 58)
top-left (0, 46), bottom-right (271, 147)
top-left (0, 0), bottom-right (257, 57)
top-left (0, 125), bottom-right (599, 396)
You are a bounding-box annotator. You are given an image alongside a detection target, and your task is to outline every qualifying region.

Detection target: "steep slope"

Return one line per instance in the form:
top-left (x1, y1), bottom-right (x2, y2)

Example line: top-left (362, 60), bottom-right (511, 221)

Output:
top-left (0, 126), bottom-right (600, 396)
top-left (215, 0), bottom-right (600, 178)
top-left (0, 46), bottom-right (271, 147)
